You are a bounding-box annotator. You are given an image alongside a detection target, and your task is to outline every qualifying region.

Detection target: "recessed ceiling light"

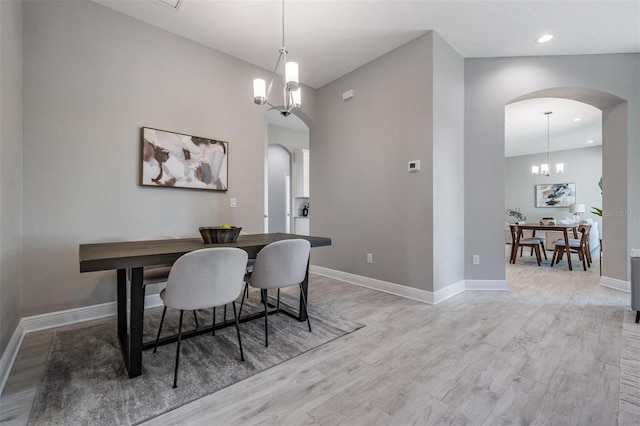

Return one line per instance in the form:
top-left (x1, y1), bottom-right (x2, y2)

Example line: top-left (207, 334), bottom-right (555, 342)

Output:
top-left (572, 118), bottom-right (582, 122)
top-left (536, 34), bottom-right (554, 44)
top-left (587, 140), bottom-right (595, 144)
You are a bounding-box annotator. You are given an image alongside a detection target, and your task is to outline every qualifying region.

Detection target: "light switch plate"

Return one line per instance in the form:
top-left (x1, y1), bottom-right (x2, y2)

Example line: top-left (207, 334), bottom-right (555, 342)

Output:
top-left (408, 160), bottom-right (420, 172)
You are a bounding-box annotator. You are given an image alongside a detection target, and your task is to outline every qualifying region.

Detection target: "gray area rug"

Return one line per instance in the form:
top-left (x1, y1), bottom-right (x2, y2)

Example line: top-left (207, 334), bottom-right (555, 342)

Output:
top-left (28, 293), bottom-right (363, 425)
top-left (619, 310), bottom-right (640, 425)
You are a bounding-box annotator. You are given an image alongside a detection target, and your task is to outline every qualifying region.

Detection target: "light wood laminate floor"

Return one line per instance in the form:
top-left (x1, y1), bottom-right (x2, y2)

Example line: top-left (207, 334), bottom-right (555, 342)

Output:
top-left (0, 251), bottom-right (631, 425)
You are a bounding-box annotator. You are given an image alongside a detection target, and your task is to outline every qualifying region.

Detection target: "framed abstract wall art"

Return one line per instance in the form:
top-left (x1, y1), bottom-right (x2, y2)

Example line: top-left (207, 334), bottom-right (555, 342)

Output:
top-left (141, 127), bottom-right (228, 191)
top-left (535, 183), bottom-right (576, 207)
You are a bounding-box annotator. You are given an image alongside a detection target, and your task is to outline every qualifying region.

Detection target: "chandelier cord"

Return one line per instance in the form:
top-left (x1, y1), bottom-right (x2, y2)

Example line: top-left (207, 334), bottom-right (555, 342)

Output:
top-left (547, 112), bottom-right (551, 168)
top-left (266, 0), bottom-right (287, 102)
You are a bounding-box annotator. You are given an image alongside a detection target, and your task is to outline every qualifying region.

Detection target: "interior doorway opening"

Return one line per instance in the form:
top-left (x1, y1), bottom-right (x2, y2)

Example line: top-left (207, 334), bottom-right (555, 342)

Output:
top-left (503, 87), bottom-right (628, 282)
top-left (264, 109), bottom-right (310, 234)
top-left (266, 144), bottom-right (291, 233)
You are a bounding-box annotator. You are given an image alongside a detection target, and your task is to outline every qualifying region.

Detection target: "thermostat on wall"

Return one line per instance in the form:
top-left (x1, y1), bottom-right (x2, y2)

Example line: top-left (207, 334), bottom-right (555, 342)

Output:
top-left (408, 160), bottom-right (421, 172)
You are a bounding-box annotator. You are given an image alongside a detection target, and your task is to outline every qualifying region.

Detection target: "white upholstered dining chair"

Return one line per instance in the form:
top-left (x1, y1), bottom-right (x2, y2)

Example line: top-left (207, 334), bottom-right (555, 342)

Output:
top-left (153, 247), bottom-right (248, 388)
top-left (240, 239), bottom-right (312, 347)
top-left (130, 235), bottom-right (200, 327)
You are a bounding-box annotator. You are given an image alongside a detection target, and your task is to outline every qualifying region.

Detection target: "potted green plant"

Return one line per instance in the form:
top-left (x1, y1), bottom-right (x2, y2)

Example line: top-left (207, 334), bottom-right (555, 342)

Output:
top-left (506, 208), bottom-right (527, 224)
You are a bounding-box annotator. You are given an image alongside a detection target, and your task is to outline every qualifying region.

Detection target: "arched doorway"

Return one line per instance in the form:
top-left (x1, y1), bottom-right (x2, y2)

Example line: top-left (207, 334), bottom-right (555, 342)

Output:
top-left (505, 87), bottom-right (628, 286)
top-left (264, 109), bottom-right (310, 233)
top-left (504, 97), bottom-right (603, 268)
top-left (266, 144), bottom-right (292, 233)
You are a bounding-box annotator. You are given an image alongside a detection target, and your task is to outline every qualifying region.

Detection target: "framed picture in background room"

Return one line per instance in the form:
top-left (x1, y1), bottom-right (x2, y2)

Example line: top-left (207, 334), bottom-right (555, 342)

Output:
top-left (535, 183), bottom-right (576, 207)
top-left (141, 127), bottom-right (228, 191)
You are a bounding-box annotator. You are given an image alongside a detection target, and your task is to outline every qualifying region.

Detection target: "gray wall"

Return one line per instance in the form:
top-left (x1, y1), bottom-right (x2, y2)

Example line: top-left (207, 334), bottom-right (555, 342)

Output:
top-left (20, 0), bottom-right (317, 316)
top-left (465, 54), bottom-right (639, 282)
top-left (312, 32), bottom-right (465, 293)
top-left (0, 0), bottom-right (24, 356)
top-left (432, 33), bottom-right (465, 291)
top-left (312, 33), bottom-right (434, 290)
top-left (505, 146), bottom-right (603, 229)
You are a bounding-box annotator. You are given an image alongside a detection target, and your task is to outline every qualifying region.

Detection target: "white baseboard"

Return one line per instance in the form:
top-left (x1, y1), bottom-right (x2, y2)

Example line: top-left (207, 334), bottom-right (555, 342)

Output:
top-left (23, 293), bottom-right (163, 333)
top-left (433, 280), bottom-right (466, 304)
top-left (311, 266), bottom-right (482, 305)
top-left (311, 265), bottom-right (439, 304)
top-left (0, 319), bottom-right (25, 397)
top-left (465, 280), bottom-right (509, 291)
top-left (599, 275), bottom-right (630, 293)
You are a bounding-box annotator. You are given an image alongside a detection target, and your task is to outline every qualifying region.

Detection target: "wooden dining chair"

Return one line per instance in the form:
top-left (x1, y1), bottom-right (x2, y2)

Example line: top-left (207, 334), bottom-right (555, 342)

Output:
top-left (550, 224), bottom-right (592, 271)
top-left (153, 247), bottom-right (248, 388)
top-left (509, 224), bottom-right (543, 266)
top-left (519, 229), bottom-right (548, 260)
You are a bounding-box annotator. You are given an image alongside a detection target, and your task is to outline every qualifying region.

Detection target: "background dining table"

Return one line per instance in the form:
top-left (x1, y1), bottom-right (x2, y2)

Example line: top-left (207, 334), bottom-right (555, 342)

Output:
top-left (511, 223), bottom-right (578, 269)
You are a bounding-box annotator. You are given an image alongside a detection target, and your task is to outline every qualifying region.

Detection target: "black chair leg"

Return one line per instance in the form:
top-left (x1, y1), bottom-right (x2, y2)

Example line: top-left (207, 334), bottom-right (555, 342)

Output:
top-left (232, 302), bottom-right (244, 361)
top-left (636, 311), bottom-right (640, 323)
top-left (277, 289), bottom-right (280, 313)
top-left (212, 307), bottom-right (216, 336)
top-left (224, 305), bottom-right (227, 322)
top-left (153, 306), bottom-right (167, 353)
top-left (193, 310), bottom-right (199, 328)
top-left (173, 310), bottom-right (184, 388)
top-left (239, 283), bottom-right (248, 317)
top-left (263, 289), bottom-right (269, 347)
top-left (299, 283), bottom-right (312, 332)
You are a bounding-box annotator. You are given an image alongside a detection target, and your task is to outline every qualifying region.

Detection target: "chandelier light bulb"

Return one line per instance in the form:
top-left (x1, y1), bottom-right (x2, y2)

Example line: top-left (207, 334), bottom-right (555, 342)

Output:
top-left (292, 87), bottom-right (301, 108)
top-left (285, 62), bottom-right (299, 91)
top-left (532, 165), bottom-right (540, 175)
top-left (540, 164), bottom-right (550, 175)
top-left (253, 79), bottom-right (266, 105)
top-left (555, 163), bottom-right (564, 174)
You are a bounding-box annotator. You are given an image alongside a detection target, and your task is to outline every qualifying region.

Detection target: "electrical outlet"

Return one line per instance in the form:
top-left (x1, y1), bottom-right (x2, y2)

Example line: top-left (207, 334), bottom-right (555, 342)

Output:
top-left (366, 253), bottom-right (373, 264)
top-left (230, 198), bottom-right (237, 208)
top-left (473, 255), bottom-right (480, 265)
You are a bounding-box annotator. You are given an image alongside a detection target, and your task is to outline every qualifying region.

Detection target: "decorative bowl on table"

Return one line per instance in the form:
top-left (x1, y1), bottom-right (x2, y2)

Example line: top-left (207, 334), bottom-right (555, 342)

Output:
top-left (199, 226), bottom-right (242, 244)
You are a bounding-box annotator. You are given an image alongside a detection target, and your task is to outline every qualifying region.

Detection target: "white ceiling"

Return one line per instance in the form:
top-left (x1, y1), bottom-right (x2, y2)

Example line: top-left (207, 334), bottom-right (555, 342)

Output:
top-left (94, 0), bottom-right (640, 89)
top-left (93, 0), bottom-right (633, 145)
top-left (505, 98), bottom-right (602, 157)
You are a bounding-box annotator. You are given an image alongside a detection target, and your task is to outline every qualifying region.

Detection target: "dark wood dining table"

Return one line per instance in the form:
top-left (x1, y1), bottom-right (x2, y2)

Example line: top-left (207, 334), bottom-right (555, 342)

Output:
top-left (79, 233), bottom-right (331, 378)
top-left (511, 223), bottom-right (578, 269)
